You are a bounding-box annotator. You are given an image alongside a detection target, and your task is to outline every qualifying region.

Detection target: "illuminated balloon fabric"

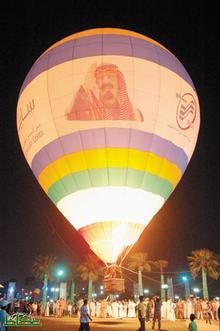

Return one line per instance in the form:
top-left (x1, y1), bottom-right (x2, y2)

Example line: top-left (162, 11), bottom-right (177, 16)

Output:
top-left (17, 28), bottom-right (200, 264)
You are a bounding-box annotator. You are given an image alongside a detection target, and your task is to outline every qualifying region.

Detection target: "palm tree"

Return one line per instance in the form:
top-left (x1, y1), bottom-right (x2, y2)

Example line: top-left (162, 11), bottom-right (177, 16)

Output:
top-left (217, 254), bottom-right (220, 275)
top-left (77, 254), bottom-right (101, 300)
top-left (32, 255), bottom-right (56, 309)
top-left (188, 248), bottom-right (219, 300)
top-left (126, 252), bottom-right (152, 296)
top-left (153, 260), bottom-right (168, 302)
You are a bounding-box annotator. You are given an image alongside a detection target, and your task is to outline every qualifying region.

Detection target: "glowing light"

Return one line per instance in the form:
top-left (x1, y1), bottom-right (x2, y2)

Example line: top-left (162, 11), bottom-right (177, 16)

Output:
top-left (58, 187), bottom-right (164, 229)
top-left (57, 270), bottom-right (64, 276)
top-left (58, 187), bottom-right (163, 263)
top-left (182, 276), bottom-right (188, 282)
top-left (193, 288), bottom-right (200, 293)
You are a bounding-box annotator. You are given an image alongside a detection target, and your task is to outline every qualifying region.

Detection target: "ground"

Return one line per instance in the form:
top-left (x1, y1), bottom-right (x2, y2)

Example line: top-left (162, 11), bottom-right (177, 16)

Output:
top-left (11, 316), bottom-right (220, 331)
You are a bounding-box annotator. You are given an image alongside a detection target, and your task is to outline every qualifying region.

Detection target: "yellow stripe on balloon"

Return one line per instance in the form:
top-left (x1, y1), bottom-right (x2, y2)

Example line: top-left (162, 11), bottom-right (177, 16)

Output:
top-left (43, 28), bottom-right (169, 55)
top-left (38, 148), bottom-right (181, 192)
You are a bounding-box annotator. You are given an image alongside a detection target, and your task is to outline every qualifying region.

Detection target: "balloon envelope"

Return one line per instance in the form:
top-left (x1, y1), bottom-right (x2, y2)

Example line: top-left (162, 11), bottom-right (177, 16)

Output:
top-left (17, 28), bottom-right (200, 264)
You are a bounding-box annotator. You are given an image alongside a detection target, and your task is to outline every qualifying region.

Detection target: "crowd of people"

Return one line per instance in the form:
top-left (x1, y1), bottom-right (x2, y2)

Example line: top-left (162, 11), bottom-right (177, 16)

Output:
top-left (2, 296), bottom-right (220, 322)
top-left (1, 295), bottom-right (220, 331)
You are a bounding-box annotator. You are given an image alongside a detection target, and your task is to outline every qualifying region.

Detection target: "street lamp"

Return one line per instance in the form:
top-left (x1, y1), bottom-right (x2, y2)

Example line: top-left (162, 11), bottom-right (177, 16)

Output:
top-left (56, 268), bottom-right (65, 300)
top-left (182, 275), bottom-right (190, 300)
top-left (193, 287), bottom-right (200, 295)
top-left (144, 289), bottom-right (149, 295)
top-left (57, 270), bottom-right (64, 277)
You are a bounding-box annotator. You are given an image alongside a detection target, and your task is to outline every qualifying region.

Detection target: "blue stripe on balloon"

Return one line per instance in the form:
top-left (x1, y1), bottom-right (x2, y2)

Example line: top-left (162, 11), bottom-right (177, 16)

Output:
top-left (20, 34), bottom-right (194, 95)
top-left (31, 128), bottom-right (188, 178)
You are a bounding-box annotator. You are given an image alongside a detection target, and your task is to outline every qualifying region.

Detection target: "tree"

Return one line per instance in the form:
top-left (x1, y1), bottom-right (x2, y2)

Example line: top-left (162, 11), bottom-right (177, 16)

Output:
top-left (153, 260), bottom-right (168, 302)
top-left (188, 248), bottom-right (219, 300)
top-left (126, 252), bottom-right (152, 296)
top-left (68, 262), bottom-right (79, 303)
top-left (77, 254), bottom-right (101, 300)
top-left (217, 254), bottom-right (220, 275)
top-left (32, 255), bottom-right (56, 309)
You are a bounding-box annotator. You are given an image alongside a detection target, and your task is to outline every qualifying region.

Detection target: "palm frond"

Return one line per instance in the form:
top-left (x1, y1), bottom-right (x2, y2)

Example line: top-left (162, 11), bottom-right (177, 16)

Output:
top-left (188, 248), bottom-right (220, 279)
top-left (32, 255), bottom-right (57, 281)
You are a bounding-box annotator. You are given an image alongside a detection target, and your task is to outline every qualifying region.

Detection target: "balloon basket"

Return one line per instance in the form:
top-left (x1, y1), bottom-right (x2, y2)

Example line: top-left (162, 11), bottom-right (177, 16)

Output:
top-left (103, 277), bottom-right (125, 294)
top-left (103, 264), bottom-right (125, 293)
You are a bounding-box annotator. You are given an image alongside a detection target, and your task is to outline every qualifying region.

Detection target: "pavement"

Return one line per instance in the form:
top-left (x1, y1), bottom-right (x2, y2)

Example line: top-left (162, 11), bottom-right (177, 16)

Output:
top-left (11, 316), bottom-right (220, 331)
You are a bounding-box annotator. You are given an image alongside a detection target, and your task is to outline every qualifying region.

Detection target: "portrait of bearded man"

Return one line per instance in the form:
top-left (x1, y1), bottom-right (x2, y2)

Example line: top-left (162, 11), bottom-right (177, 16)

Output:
top-left (66, 63), bottom-right (144, 121)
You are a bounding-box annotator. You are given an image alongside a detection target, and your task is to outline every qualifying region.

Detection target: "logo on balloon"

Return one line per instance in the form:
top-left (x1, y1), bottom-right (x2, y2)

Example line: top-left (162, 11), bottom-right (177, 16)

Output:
top-left (176, 93), bottom-right (197, 130)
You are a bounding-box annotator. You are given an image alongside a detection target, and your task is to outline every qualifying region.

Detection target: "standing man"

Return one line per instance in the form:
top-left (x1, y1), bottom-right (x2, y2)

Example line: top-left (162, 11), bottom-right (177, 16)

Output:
top-left (137, 295), bottom-right (146, 331)
top-left (78, 299), bottom-right (92, 331)
top-left (152, 296), bottom-right (162, 330)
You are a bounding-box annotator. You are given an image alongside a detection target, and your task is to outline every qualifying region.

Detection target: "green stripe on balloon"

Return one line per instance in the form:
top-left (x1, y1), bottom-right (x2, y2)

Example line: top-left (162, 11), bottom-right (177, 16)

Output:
top-left (47, 168), bottom-right (173, 204)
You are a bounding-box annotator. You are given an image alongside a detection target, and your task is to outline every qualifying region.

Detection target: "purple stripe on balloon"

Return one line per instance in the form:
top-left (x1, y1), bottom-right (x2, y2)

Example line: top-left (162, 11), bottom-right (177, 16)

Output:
top-left (48, 41), bottom-right (75, 69)
top-left (19, 34), bottom-right (194, 95)
top-left (31, 128), bottom-right (188, 177)
top-left (20, 54), bottom-right (49, 93)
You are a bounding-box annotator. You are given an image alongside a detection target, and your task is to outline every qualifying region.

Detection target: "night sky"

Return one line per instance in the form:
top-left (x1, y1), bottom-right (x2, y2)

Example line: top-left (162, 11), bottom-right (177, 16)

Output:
top-left (1, 1), bottom-right (219, 294)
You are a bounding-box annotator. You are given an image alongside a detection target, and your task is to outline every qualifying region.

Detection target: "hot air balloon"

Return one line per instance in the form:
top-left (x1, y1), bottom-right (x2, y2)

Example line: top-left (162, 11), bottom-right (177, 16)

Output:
top-left (17, 28), bottom-right (200, 293)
